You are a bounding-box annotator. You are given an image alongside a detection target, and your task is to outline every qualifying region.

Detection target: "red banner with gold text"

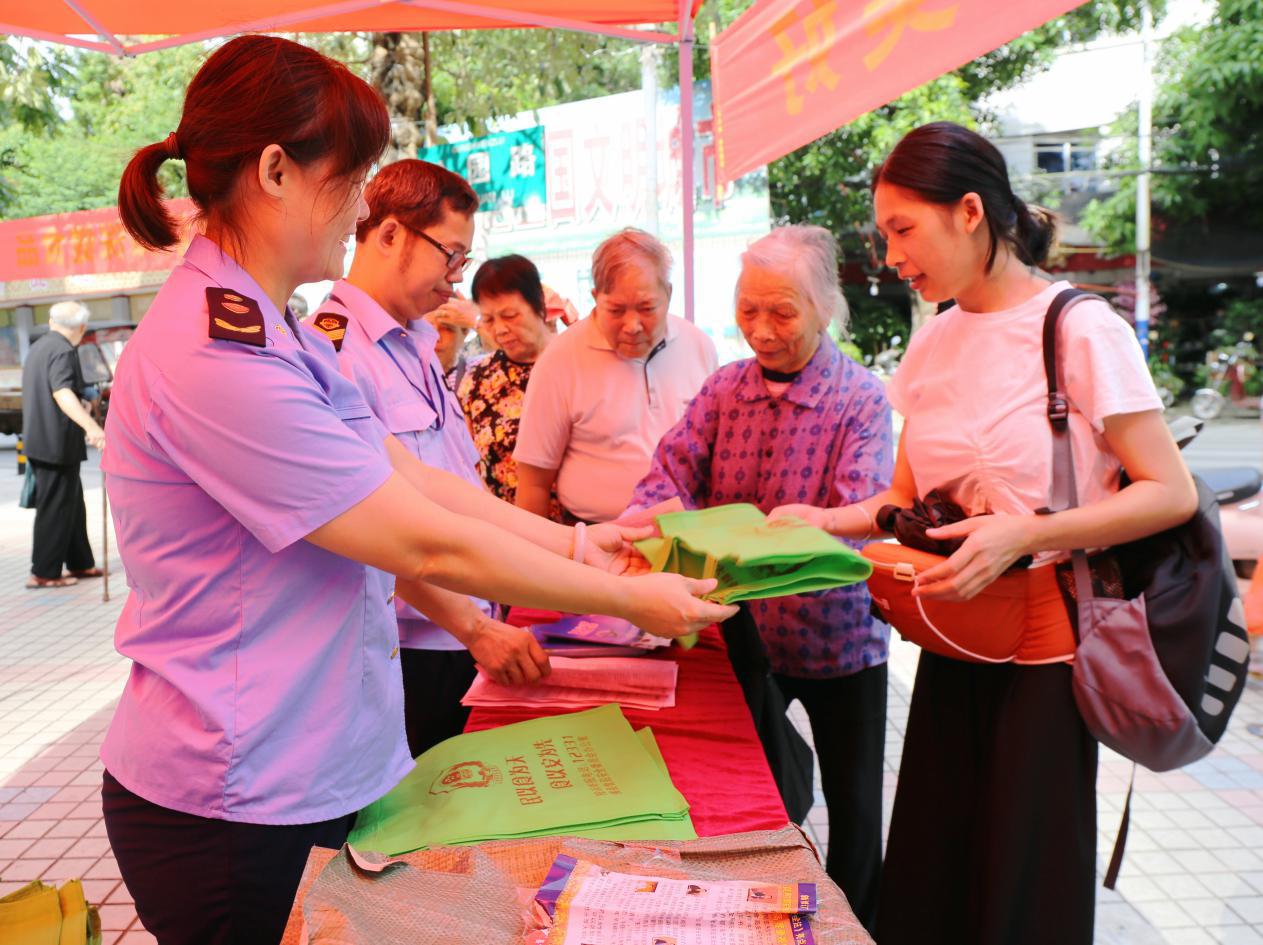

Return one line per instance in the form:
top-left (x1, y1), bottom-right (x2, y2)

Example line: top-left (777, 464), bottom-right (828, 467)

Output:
top-left (0, 200), bottom-right (196, 282)
top-left (711, 0), bottom-right (1088, 185)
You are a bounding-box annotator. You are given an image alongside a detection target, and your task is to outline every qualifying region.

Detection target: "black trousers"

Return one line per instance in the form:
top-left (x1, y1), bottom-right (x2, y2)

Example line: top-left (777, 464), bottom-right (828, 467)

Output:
top-left (401, 647), bottom-right (478, 757)
top-left (775, 665), bottom-right (886, 936)
top-left (30, 459), bottom-right (94, 580)
top-left (102, 771), bottom-right (353, 945)
top-left (720, 609), bottom-right (815, 825)
top-left (876, 652), bottom-right (1099, 945)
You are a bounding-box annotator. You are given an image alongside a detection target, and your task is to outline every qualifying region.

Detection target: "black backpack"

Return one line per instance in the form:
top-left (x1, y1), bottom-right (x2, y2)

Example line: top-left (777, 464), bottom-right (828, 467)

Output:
top-left (1042, 288), bottom-right (1250, 884)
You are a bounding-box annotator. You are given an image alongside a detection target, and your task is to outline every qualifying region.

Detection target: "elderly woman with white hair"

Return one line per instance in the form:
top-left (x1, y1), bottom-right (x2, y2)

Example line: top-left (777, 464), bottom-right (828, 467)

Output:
top-left (21, 300), bottom-right (106, 589)
top-left (625, 225), bottom-right (892, 933)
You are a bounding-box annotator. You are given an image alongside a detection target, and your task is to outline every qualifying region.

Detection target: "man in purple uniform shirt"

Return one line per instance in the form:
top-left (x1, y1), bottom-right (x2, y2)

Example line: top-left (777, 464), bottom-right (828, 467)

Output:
top-left (307, 160), bottom-right (549, 756)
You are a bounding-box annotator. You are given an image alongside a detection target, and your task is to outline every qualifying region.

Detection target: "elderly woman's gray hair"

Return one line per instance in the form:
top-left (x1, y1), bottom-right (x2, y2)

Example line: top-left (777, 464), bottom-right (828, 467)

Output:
top-left (592, 227), bottom-right (673, 297)
top-left (49, 301), bottom-right (91, 331)
top-left (740, 225), bottom-right (849, 335)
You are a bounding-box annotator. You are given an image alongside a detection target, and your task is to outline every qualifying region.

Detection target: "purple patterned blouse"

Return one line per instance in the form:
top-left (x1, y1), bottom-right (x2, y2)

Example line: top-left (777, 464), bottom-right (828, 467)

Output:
top-left (628, 338), bottom-right (892, 678)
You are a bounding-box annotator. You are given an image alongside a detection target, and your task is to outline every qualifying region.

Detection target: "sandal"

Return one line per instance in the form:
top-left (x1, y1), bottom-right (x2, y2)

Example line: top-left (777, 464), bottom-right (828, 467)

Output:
top-left (26, 575), bottom-right (79, 590)
top-left (68, 568), bottom-right (104, 578)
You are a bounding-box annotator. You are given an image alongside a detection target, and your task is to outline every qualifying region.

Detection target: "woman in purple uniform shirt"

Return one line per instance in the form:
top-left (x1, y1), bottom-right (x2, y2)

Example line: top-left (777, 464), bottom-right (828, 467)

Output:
top-left (103, 36), bottom-right (734, 945)
top-left (627, 225), bottom-right (892, 934)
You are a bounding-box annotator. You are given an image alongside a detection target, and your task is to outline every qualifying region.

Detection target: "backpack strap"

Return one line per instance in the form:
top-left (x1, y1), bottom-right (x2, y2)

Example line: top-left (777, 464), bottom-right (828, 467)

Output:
top-left (1041, 286), bottom-right (1136, 890)
top-left (1103, 766), bottom-right (1136, 890)
top-left (1040, 288), bottom-right (1103, 622)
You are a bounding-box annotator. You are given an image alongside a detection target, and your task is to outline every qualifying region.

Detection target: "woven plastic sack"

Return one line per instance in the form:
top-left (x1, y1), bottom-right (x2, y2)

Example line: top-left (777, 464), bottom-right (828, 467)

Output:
top-left (281, 826), bottom-right (873, 945)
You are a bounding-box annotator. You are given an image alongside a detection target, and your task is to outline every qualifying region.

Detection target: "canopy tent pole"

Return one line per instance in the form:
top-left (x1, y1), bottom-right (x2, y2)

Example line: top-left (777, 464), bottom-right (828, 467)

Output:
top-left (0, 22), bottom-right (115, 52)
top-left (60, 0), bottom-right (126, 53)
top-left (677, 0), bottom-right (696, 322)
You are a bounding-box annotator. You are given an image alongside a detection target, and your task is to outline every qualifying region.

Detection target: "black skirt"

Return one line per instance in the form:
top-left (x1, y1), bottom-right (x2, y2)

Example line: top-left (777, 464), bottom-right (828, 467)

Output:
top-left (877, 651), bottom-right (1099, 945)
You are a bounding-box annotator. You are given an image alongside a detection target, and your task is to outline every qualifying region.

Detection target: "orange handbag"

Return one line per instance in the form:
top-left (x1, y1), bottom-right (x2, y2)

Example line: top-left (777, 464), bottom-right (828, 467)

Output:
top-left (862, 542), bottom-right (1075, 664)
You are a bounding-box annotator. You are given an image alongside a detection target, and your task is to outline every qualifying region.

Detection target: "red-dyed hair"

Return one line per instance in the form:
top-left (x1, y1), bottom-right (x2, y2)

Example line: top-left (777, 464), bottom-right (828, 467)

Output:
top-left (119, 35), bottom-right (390, 252)
top-left (357, 159), bottom-right (478, 242)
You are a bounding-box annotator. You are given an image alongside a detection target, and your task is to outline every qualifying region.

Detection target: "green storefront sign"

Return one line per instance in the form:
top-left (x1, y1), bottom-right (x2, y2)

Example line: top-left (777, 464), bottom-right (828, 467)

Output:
top-left (420, 126), bottom-right (546, 214)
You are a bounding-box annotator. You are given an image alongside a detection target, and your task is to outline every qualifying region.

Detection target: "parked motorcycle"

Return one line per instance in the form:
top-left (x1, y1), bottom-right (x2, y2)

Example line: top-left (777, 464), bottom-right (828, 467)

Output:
top-left (1170, 417), bottom-right (1259, 580)
top-left (1191, 340), bottom-right (1261, 421)
top-left (1202, 466), bottom-right (1263, 581)
top-left (1148, 355), bottom-right (1183, 410)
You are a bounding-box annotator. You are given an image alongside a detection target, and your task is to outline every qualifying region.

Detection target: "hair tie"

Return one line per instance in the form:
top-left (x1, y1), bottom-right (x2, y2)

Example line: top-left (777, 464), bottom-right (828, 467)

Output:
top-left (163, 131), bottom-right (182, 160)
top-left (1005, 193), bottom-right (1021, 227)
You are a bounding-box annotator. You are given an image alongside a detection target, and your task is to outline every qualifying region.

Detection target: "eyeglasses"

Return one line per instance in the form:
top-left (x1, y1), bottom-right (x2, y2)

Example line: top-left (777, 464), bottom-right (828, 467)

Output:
top-left (410, 228), bottom-right (474, 273)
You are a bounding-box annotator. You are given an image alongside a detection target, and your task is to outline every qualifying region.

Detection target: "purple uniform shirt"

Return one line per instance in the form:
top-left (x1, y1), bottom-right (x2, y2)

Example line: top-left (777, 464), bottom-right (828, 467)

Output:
top-left (99, 236), bottom-right (412, 824)
top-left (628, 338), bottom-right (892, 678)
top-left (306, 279), bottom-right (493, 651)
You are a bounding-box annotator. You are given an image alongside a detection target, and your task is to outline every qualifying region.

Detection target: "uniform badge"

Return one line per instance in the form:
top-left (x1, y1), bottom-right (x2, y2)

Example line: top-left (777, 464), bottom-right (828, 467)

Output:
top-left (312, 311), bottom-right (349, 352)
top-left (206, 288), bottom-right (266, 347)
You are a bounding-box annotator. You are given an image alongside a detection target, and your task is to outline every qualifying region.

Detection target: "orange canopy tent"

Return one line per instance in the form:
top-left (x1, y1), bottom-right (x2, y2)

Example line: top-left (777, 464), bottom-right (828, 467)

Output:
top-left (0, 0), bottom-right (693, 54)
top-left (1, 0), bottom-right (1106, 318)
top-left (0, 0), bottom-right (706, 318)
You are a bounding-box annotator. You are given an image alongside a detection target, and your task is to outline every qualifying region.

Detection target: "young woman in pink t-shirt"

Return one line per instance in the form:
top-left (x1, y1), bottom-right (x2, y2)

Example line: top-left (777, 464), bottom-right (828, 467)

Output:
top-left (773, 122), bottom-right (1196, 945)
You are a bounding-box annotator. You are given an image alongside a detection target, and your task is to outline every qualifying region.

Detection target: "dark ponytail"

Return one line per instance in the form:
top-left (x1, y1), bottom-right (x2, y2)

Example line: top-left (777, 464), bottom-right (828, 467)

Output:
top-left (1013, 200), bottom-right (1058, 268)
top-left (118, 141), bottom-right (182, 252)
top-left (872, 121), bottom-right (1059, 270)
top-left (117, 36), bottom-right (390, 257)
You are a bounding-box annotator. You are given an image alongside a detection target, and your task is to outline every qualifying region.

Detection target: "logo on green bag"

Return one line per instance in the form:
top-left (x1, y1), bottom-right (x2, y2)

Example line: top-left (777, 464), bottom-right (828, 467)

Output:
top-left (429, 760), bottom-right (503, 795)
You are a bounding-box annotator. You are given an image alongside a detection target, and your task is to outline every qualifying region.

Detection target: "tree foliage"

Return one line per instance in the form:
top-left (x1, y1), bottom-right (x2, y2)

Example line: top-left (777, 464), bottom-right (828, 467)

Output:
top-left (1081, 0), bottom-right (1263, 254)
top-left (0, 0), bottom-right (1167, 227)
top-left (768, 0), bottom-right (1166, 239)
top-left (0, 41), bottom-right (74, 133)
top-left (0, 43), bottom-right (204, 218)
top-left (369, 28), bottom-right (644, 154)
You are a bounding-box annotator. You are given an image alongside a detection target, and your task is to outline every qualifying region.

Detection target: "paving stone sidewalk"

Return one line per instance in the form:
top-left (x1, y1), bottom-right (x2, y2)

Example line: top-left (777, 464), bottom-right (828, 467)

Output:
top-left (1, 442), bottom-right (1263, 943)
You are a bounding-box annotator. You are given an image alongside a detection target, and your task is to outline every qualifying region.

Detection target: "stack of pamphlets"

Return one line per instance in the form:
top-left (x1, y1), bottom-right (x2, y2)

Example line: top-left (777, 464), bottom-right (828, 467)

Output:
top-left (530, 615), bottom-right (672, 658)
top-left (348, 705), bottom-right (696, 855)
top-left (533, 853), bottom-right (818, 945)
top-left (461, 656), bottom-right (678, 711)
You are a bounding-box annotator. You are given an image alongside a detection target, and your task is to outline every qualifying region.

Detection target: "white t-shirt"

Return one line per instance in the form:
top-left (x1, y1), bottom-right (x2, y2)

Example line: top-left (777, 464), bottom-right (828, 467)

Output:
top-left (886, 281), bottom-right (1163, 565)
top-left (514, 314), bottom-right (718, 522)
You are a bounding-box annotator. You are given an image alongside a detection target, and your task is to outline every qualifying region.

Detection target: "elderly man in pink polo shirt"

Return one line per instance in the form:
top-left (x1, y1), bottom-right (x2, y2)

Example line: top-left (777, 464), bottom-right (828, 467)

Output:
top-left (513, 228), bottom-right (718, 523)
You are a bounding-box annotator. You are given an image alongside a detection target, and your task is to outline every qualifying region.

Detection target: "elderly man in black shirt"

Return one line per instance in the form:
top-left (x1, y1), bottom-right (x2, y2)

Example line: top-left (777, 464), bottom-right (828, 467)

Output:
top-left (22, 301), bottom-right (106, 589)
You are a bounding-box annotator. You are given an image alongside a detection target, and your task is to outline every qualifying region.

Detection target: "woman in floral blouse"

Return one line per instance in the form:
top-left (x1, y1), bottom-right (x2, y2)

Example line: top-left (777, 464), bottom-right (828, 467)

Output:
top-left (626, 225), bottom-right (892, 934)
top-left (458, 255), bottom-right (560, 517)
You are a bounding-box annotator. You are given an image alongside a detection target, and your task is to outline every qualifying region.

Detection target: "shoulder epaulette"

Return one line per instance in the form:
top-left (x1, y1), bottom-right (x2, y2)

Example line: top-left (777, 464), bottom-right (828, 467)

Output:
top-left (311, 311), bottom-right (349, 352)
top-left (207, 288), bottom-right (266, 347)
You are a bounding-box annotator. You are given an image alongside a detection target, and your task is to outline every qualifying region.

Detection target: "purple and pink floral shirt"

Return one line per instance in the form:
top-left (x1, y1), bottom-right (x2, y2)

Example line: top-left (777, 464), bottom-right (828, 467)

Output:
top-left (627, 338), bottom-right (892, 679)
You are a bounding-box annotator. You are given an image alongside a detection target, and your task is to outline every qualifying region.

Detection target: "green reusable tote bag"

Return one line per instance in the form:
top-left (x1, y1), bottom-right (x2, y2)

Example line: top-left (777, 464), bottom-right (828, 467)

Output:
top-left (635, 504), bottom-right (871, 604)
top-left (348, 705), bottom-right (692, 855)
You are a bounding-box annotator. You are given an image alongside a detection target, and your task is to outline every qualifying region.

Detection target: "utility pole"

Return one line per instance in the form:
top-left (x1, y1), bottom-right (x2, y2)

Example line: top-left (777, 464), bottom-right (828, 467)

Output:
top-left (1135, 0), bottom-right (1153, 358)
